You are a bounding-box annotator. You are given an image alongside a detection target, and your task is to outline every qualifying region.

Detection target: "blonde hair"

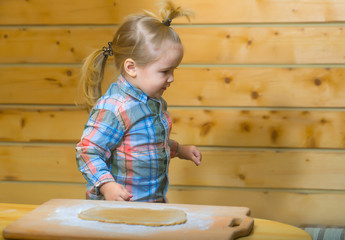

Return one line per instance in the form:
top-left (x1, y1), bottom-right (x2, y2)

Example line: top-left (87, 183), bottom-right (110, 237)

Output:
top-left (80, 1), bottom-right (193, 111)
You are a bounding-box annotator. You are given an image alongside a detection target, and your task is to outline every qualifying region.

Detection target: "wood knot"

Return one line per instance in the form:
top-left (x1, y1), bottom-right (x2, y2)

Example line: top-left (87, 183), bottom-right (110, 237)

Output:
top-left (270, 128), bottom-right (280, 143)
top-left (302, 111), bottom-right (310, 115)
top-left (172, 118), bottom-right (180, 124)
top-left (200, 122), bottom-right (215, 136)
top-left (240, 122), bottom-right (251, 133)
top-left (21, 118), bottom-right (27, 128)
top-left (4, 176), bottom-right (18, 181)
top-left (320, 118), bottom-right (328, 124)
top-left (251, 91), bottom-right (259, 99)
top-left (314, 78), bottom-right (322, 86)
top-left (224, 77), bottom-right (232, 84)
top-left (238, 174), bottom-right (246, 181)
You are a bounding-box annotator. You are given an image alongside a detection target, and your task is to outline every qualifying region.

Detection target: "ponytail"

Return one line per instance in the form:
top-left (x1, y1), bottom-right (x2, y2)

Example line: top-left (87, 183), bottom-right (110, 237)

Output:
top-left (79, 43), bottom-right (113, 111)
top-left (159, 0), bottom-right (194, 25)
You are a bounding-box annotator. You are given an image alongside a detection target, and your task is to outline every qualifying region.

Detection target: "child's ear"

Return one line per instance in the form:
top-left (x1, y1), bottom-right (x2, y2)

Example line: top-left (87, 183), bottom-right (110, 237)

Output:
top-left (124, 58), bottom-right (137, 78)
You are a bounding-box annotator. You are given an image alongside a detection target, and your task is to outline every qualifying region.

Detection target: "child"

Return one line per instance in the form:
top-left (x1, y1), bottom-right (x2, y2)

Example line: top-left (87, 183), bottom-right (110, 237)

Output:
top-left (76, 1), bottom-right (202, 203)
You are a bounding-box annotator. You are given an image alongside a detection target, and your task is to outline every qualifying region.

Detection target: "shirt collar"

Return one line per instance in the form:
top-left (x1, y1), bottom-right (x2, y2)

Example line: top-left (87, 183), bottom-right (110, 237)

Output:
top-left (116, 75), bottom-right (149, 103)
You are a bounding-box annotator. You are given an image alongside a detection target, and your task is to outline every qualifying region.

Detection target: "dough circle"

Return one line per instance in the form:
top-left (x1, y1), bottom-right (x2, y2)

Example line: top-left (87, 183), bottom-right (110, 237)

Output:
top-left (78, 206), bottom-right (187, 226)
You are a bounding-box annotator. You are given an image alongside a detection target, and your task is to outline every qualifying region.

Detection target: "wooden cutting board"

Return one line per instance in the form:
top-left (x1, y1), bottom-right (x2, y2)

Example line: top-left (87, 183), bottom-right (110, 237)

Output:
top-left (3, 199), bottom-right (254, 240)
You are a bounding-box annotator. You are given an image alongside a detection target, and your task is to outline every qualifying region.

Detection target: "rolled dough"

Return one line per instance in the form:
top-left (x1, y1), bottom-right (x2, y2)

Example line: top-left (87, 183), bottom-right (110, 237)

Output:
top-left (78, 206), bottom-right (187, 226)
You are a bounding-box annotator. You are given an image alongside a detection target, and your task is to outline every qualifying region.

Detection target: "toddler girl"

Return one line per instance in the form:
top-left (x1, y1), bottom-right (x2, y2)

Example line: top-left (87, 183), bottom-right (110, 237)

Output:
top-left (76, 1), bottom-right (202, 202)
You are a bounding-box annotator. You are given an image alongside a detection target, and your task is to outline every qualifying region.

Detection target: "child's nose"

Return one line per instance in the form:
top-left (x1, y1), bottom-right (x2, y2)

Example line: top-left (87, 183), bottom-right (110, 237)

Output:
top-left (167, 74), bottom-right (174, 83)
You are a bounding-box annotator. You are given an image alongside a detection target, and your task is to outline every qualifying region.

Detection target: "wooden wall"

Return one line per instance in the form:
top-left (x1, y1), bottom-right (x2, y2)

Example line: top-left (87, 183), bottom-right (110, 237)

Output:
top-left (1, 0), bottom-right (345, 226)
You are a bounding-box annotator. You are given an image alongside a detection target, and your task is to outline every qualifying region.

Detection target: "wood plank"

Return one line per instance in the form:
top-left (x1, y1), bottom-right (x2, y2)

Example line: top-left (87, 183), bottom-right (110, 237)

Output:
top-left (1, 107), bottom-right (345, 148)
top-left (1, 144), bottom-right (345, 190)
top-left (1, 26), bottom-right (345, 64)
top-left (0, 107), bottom-right (88, 143)
top-left (0, 182), bottom-right (85, 205)
top-left (1, 181), bottom-right (344, 226)
top-left (171, 109), bottom-right (345, 148)
top-left (170, 67), bottom-right (345, 107)
top-left (1, 0), bottom-right (345, 25)
top-left (167, 187), bottom-right (345, 226)
top-left (0, 65), bottom-right (117, 105)
top-left (169, 149), bottom-right (345, 190)
top-left (0, 145), bottom-right (84, 183)
top-left (0, 66), bottom-right (81, 105)
top-left (2, 66), bottom-right (345, 107)
top-left (0, 203), bottom-right (37, 224)
top-left (179, 26), bottom-right (345, 64)
top-left (0, 27), bottom-right (114, 64)
top-left (0, 202), bottom-right (38, 240)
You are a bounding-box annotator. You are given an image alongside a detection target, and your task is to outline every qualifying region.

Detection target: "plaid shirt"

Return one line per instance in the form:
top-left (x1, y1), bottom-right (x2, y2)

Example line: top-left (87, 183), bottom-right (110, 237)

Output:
top-left (76, 76), bottom-right (179, 202)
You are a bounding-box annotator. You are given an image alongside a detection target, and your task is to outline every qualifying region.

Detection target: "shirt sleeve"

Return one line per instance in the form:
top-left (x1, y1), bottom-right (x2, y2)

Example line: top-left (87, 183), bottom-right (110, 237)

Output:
top-left (168, 139), bottom-right (180, 158)
top-left (76, 108), bottom-right (125, 198)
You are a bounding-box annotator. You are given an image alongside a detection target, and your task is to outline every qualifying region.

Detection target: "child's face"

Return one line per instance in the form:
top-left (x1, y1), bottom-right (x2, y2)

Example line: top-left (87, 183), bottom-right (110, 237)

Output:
top-left (135, 41), bottom-right (183, 99)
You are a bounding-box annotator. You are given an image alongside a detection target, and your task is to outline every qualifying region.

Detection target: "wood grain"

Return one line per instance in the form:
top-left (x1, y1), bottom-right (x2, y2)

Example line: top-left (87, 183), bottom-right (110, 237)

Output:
top-left (1, 144), bottom-right (345, 190)
top-left (0, 202), bottom-right (37, 240)
top-left (170, 67), bottom-right (345, 107)
top-left (0, 182), bottom-right (85, 204)
top-left (0, 65), bottom-right (118, 105)
top-left (171, 109), bottom-right (345, 148)
top-left (0, 107), bottom-right (88, 143)
top-left (169, 149), bottom-right (345, 190)
top-left (1, 107), bottom-right (345, 148)
top-left (1, 26), bottom-right (345, 64)
top-left (0, 145), bottom-right (84, 183)
top-left (2, 66), bottom-right (345, 107)
top-left (0, 66), bottom-right (82, 105)
top-left (167, 187), bottom-right (345, 226)
top-left (1, 0), bottom-right (345, 25)
top-left (179, 26), bottom-right (345, 64)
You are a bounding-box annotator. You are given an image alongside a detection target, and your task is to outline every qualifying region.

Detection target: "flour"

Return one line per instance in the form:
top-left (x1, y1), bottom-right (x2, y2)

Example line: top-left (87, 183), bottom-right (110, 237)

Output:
top-left (45, 201), bottom-right (213, 235)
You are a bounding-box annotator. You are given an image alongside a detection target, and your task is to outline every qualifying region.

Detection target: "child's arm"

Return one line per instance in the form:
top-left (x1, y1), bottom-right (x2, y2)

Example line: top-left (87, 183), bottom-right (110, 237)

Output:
top-left (76, 108), bottom-right (128, 200)
top-left (176, 145), bottom-right (202, 166)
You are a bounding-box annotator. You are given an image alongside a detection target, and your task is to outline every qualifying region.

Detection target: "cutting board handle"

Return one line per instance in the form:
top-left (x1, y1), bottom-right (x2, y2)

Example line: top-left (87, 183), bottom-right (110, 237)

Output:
top-left (230, 217), bottom-right (254, 239)
top-left (211, 216), bottom-right (254, 240)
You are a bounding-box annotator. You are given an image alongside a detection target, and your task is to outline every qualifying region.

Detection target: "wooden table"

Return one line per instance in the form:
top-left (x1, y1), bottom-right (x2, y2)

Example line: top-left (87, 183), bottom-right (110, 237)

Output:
top-left (0, 202), bottom-right (312, 240)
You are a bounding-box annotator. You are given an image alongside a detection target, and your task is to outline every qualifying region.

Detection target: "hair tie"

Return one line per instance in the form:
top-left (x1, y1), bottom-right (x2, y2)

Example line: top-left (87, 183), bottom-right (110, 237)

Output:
top-left (162, 18), bottom-right (172, 26)
top-left (102, 42), bottom-right (113, 58)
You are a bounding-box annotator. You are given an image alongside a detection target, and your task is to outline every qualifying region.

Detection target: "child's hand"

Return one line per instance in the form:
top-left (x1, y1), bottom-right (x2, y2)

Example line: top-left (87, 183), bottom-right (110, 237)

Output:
top-left (177, 145), bottom-right (202, 166)
top-left (100, 182), bottom-right (133, 201)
